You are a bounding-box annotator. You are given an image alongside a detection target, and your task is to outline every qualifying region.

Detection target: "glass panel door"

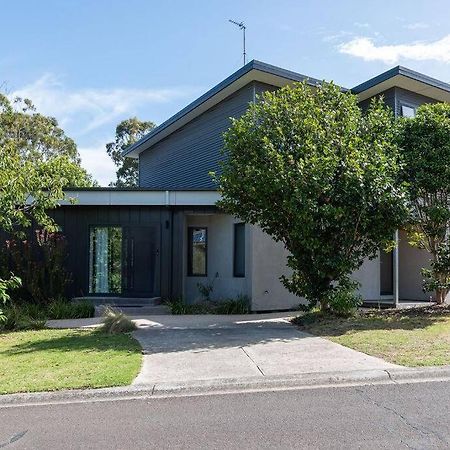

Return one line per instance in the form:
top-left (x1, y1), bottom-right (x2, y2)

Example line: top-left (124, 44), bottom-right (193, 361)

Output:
top-left (89, 227), bottom-right (122, 294)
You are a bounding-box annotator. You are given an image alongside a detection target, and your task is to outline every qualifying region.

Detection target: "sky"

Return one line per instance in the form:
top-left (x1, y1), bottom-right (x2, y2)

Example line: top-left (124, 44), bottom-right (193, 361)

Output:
top-left (2, 0), bottom-right (450, 185)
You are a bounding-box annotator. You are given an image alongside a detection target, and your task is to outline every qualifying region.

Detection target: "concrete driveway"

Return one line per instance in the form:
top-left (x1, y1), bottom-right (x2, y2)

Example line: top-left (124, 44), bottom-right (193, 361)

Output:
top-left (132, 314), bottom-right (399, 386)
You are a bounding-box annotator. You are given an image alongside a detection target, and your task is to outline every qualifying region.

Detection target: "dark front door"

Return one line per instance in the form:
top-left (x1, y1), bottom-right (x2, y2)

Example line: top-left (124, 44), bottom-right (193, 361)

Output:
top-left (123, 225), bottom-right (160, 297)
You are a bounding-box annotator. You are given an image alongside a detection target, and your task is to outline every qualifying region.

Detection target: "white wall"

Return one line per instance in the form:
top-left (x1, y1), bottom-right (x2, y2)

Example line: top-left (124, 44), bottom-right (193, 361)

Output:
top-left (249, 226), bottom-right (305, 311)
top-left (352, 255), bottom-right (382, 301)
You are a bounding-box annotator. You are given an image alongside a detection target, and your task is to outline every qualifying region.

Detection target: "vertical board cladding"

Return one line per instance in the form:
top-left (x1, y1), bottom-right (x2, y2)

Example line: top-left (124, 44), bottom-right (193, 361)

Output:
top-left (138, 82), bottom-right (256, 190)
top-left (48, 205), bottom-right (169, 299)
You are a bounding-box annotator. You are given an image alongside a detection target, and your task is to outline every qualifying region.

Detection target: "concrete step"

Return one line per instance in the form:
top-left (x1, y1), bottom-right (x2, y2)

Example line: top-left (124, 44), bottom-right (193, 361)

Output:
top-left (74, 297), bottom-right (162, 307)
top-left (94, 304), bottom-right (170, 317)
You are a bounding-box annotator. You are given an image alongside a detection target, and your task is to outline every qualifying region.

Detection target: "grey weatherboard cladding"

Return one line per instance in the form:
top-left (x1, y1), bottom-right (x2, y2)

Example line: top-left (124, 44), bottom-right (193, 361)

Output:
top-left (139, 83), bottom-right (255, 190)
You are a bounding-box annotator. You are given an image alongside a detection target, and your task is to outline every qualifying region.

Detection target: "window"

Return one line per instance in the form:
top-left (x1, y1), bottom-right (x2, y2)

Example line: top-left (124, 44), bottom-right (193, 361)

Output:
top-left (233, 223), bottom-right (245, 277)
top-left (188, 227), bottom-right (207, 276)
top-left (89, 227), bottom-right (122, 294)
top-left (401, 105), bottom-right (416, 118)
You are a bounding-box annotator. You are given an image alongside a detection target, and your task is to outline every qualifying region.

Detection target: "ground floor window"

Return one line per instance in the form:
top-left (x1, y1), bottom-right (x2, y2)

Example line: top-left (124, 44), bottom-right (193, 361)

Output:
top-left (89, 226), bottom-right (122, 294)
top-left (233, 223), bottom-right (245, 277)
top-left (380, 249), bottom-right (393, 295)
top-left (188, 227), bottom-right (207, 276)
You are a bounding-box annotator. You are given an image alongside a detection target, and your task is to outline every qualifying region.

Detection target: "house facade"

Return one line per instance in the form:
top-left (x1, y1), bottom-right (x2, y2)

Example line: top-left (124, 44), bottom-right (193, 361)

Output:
top-left (57, 61), bottom-right (450, 310)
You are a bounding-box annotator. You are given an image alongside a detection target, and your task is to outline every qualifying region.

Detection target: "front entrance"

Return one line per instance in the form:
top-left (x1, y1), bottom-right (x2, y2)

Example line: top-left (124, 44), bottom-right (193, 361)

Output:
top-left (88, 224), bottom-right (160, 298)
top-left (123, 225), bottom-right (160, 297)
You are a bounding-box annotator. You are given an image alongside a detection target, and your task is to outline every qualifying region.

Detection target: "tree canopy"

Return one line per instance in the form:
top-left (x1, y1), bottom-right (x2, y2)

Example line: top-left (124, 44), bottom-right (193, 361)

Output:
top-left (398, 102), bottom-right (450, 304)
top-left (106, 117), bottom-right (155, 187)
top-left (0, 94), bottom-right (94, 232)
top-left (217, 82), bottom-right (408, 312)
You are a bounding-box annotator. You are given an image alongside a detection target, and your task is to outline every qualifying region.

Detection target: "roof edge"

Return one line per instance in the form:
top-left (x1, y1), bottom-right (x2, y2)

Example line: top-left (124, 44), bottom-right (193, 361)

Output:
top-left (352, 65), bottom-right (450, 95)
top-left (122, 60), bottom-right (334, 158)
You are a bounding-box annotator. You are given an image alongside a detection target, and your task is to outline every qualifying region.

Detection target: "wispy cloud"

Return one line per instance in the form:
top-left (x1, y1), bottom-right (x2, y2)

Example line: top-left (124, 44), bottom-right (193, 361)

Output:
top-left (403, 22), bottom-right (429, 30)
top-left (11, 73), bottom-right (196, 135)
top-left (354, 22), bottom-right (370, 29)
top-left (339, 35), bottom-right (450, 64)
top-left (10, 73), bottom-right (199, 185)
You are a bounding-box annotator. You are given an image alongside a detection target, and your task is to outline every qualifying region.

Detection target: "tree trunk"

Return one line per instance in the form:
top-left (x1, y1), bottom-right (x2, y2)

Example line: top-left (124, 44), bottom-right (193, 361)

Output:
top-left (435, 288), bottom-right (447, 305)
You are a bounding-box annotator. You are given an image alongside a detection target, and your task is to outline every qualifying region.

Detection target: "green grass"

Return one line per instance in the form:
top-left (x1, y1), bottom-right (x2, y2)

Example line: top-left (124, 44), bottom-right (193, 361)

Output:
top-left (0, 329), bottom-right (142, 394)
top-left (293, 306), bottom-right (450, 367)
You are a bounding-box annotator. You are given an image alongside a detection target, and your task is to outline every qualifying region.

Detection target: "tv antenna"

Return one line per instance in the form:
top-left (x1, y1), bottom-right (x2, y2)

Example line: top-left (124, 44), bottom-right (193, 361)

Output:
top-left (229, 19), bottom-right (247, 65)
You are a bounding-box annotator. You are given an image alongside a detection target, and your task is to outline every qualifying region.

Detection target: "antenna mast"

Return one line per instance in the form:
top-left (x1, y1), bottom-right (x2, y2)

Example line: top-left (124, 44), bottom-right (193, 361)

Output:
top-left (229, 19), bottom-right (246, 65)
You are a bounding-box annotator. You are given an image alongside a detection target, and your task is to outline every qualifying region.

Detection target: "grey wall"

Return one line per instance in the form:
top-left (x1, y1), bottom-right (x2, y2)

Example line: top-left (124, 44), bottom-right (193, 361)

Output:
top-left (139, 83), bottom-right (256, 190)
top-left (359, 87), bottom-right (437, 116)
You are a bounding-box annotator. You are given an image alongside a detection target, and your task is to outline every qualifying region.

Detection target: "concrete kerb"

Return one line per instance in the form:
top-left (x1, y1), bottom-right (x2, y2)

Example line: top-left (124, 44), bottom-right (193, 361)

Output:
top-left (1, 366), bottom-right (449, 408)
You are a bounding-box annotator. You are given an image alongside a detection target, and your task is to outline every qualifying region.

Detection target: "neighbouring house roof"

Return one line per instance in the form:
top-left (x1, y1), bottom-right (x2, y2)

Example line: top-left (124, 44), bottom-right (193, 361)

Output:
top-left (122, 60), bottom-right (329, 158)
top-left (352, 66), bottom-right (450, 103)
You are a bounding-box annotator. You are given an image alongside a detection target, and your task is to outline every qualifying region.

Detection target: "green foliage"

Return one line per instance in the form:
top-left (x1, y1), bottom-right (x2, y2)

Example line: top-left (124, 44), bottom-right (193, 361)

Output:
top-left (196, 281), bottom-right (214, 302)
top-left (47, 299), bottom-right (95, 320)
top-left (0, 275), bottom-right (21, 323)
top-left (398, 102), bottom-right (450, 304)
top-left (422, 242), bottom-right (450, 298)
top-left (2, 230), bottom-right (72, 305)
top-left (324, 280), bottom-right (362, 317)
top-left (215, 296), bottom-right (250, 314)
top-left (0, 299), bottom-right (95, 331)
top-left (106, 117), bottom-right (155, 187)
top-left (166, 296), bottom-right (250, 315)
top-left (217, 82), bottom-right (408, 310)
top-left (0, 94), bottom-right (95, 234)
top-left (101, 307), bottom-right (137, 334)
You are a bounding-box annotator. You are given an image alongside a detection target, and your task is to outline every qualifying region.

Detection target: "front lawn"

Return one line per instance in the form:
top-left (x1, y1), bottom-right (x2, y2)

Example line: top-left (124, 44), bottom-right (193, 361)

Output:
top-left (294, 306), bottom-right (450, 367)
top-left (0, 329), bottom-right (142, 395)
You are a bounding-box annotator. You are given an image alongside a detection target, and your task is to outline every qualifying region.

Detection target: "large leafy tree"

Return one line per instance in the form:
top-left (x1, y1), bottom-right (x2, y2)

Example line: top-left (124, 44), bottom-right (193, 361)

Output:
top-left (0, 94), bottom-right (94, 231)
top-left (0, 93), bottom-right (94, 311)
top-left (217, 82), bottom-right (408, 311)
top-left (106, 117), bottom-right (155, 187)
top-left (398, 102), bottom-right (450, 304)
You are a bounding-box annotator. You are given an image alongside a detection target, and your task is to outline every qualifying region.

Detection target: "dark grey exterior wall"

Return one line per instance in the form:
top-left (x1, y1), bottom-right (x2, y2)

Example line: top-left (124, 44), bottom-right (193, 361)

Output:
top-left (358, 87), bottom-right (436, 116)
top-left (139, 82), bottom-right (256, 190)
top-left (50, 206), bottom-right (172, 299)
top-left (358, 87), bottom-right (396, 113)
top-left (394, 87), bottom-right (437, 114)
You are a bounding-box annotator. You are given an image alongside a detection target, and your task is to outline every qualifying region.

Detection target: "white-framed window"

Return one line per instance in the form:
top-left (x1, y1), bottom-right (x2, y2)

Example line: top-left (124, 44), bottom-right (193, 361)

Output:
top-left (401, 105), bottom-right (416, 118)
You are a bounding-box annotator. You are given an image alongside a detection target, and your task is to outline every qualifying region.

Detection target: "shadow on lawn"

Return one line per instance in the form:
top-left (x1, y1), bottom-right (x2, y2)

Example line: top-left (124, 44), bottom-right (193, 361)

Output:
top-left (293, 305), bottom-right (450, 337)
top-left (2, 330), bottom-right (141, 357)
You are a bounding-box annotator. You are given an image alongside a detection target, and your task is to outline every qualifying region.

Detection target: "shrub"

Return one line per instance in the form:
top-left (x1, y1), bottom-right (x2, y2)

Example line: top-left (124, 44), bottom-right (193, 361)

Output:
top-left (101, 307), bottom-right (137, 334)
top-left (215, 296), bottom-right (250, 314)
top-left (325, 281), bottom-right (363, 317)
top-left (0, 304), bottom-right (46, 331)
top-left (166, 296), bottom-right (250, 315)
top-left (3, 230), bottom-right (72, 305)
top-left (0, 299), bottom-right (95, 331)
top-left (0, 275), bottom-right (21, 324)
top-left (47, 299), bottom-right (95, 320)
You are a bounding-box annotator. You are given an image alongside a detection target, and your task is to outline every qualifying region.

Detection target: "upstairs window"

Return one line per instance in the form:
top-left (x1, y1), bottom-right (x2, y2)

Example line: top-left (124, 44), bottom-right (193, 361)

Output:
top-left (188, 227), bottom-right (207, 276)
top-left (233, 223), bottom-right (245, 277)
top-left (401, 105), bottom-right (416, 118)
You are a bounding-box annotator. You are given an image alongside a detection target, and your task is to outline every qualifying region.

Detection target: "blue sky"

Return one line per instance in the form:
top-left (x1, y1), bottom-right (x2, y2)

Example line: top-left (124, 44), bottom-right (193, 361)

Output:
top-left (2, 0), bottom-right (449, 185)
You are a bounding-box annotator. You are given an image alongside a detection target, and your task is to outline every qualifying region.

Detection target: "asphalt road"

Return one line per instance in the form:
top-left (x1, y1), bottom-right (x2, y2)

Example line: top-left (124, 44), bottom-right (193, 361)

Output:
top-left (1, 381), bottom-right (449, 449)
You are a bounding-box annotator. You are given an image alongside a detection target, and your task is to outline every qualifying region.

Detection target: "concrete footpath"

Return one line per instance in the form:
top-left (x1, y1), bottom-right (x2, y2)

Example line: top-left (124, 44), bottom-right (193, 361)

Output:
top-left (131, 314), bottom-right (399, 386)
top-left (36, 313), bottom-right (450, 405)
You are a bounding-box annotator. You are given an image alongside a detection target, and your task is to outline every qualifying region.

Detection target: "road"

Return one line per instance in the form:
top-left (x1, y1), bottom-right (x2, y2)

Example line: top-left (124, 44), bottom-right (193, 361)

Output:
top-left (1, 381), bottom-right (449, 449)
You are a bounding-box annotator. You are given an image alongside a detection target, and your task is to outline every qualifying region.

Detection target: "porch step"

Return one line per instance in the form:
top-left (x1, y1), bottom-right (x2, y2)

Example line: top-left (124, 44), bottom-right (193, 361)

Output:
top-left (74, 296), bottom-right (162, 307)
top-left (94, 303), bottom-right (170, 317)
